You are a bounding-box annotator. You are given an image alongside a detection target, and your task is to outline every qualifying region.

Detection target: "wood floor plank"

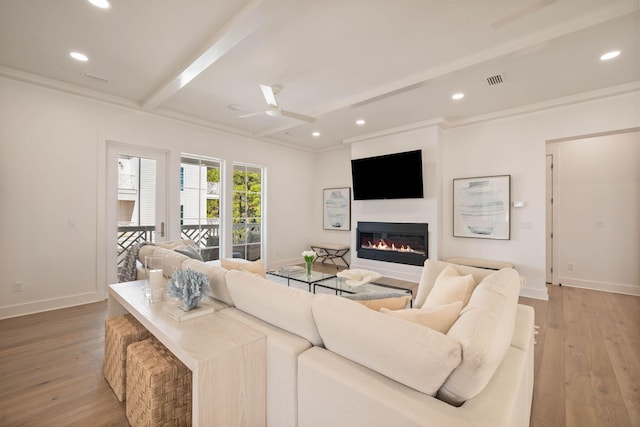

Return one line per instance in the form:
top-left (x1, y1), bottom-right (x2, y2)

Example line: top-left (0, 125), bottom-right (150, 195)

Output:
top-left (530, 327), bottom-right (566, 427)
top-left (597, 291), bottom-right (640, 427)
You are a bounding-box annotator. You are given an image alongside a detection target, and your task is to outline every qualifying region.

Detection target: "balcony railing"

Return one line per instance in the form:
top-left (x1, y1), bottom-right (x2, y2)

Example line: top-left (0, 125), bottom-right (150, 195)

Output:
top-left (117, 224), bottom-right (222, 266)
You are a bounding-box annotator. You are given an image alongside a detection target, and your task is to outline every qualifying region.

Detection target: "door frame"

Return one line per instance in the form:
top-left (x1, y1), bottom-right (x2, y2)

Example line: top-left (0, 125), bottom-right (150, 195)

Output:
top-left (97, 138), bottom-right (169, 296)
top-left (546, 146), bottom-right (560, 286)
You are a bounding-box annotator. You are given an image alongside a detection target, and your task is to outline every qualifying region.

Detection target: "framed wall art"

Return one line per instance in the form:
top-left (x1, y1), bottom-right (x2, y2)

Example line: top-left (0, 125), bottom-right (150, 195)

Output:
top-left (323, 187), bottom-right (351, 230)
top-left (453, 175), bottom-right (510, 240)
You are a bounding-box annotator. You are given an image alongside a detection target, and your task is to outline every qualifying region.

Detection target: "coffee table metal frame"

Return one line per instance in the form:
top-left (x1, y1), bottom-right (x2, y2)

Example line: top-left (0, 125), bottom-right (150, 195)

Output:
top-left (266, 267), bottom-right (337, 292)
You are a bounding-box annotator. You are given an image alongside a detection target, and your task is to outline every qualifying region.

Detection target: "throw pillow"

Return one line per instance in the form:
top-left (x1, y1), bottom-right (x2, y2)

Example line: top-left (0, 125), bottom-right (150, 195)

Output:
top-left (380, 301), bottom-right (463, 333)
top-left (220, 258), bottom-right (266, 278)
top-left (424, 264), bottom-right (475, 308)
top-left (311, 294), bottom-right (462, 396)
top-left (175, 245), bottom-right (204, 261)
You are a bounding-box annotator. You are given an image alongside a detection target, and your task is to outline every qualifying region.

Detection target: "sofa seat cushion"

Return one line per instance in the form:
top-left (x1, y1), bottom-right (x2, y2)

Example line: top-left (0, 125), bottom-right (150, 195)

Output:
top-left (311, 294), bottom-right (461, 396)
top-left (226, 270), bottom-right (323, 346)
top-left (438, 267), bottom-right (522, 406)
top-left (380, 301), bottom-right (462, 334)
top-left (298, 347), bottom-right (461, 427)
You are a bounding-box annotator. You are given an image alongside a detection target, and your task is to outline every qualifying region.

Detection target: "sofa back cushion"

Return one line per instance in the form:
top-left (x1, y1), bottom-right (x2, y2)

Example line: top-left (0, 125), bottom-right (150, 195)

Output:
top-left (414, 259), bottom-right (495, 308)
top-left (437, 267), bottom-right (522, 406)
top-left (138, 245), bottom-right (189, 278)
top-left (182, 258), bottom-right (233, 305)
top-left (226, 270), bottom-right (322, 346)
top-left (220, 258), bottom-right (266, 278)
top-left (312, 294), bottom-right (462, 396)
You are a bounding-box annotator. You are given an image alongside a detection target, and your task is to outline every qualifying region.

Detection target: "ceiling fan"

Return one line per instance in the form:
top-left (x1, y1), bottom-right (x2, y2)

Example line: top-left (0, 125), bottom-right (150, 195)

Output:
top-left (238, 84), bottom-right (317, 123)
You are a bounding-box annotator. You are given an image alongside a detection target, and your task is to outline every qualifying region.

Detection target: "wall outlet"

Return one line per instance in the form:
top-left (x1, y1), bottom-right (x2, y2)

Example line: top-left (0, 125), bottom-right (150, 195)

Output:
top-left (567, 263), bottom-right (574, 271)
top-left (13, 282), bottom-right (23, 292)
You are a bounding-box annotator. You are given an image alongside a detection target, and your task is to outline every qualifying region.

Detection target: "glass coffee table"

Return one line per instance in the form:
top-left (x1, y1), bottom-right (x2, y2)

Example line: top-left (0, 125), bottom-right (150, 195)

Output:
top-left (267, 266), bottom-right (338, 292)
top-left (313, 276), bottom-right (413, 307)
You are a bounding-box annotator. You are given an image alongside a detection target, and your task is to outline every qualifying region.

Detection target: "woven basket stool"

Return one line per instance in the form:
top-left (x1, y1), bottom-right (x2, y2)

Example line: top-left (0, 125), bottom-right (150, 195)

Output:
top-left (103, 314), bottom-right (150, 402)
top-left (126, 337), bottom-right (192, 427)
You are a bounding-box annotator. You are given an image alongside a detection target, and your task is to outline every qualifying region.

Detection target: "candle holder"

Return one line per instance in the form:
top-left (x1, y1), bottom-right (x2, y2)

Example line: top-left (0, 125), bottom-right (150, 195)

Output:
top-left (144, 255), bottom-right (166, 303)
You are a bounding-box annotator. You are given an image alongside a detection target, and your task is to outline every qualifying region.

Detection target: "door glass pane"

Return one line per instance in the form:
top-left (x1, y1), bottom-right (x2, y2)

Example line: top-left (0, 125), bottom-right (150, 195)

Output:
top-left (116, 155), bottom-right (156, 268)
top-left (180, 155), bottom-right (221, 261)
top-left (232, 163), bottom-right (263, 261)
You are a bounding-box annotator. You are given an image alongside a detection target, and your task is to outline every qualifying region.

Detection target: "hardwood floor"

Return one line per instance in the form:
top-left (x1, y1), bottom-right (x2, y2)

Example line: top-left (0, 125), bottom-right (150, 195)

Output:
top-left (0, 301), bottom-right (128, 426)
top-left (522, 285), bottom-right (640, 427)
top-left (1, 283), bottom-right (638, 426)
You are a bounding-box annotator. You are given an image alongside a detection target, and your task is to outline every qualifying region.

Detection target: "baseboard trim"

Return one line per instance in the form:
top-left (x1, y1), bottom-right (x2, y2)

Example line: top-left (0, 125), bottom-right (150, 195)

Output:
top-left (557, 277), bottom-right (640, 297)
top-left (0, 291), bottom-right (104, 320)
top-left (519, 285), bottom-right (549, 301)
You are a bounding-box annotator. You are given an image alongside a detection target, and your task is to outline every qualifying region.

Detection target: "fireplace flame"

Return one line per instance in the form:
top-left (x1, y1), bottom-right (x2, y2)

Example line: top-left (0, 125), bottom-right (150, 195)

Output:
top-left (365, 240), bottom-right (423, 254)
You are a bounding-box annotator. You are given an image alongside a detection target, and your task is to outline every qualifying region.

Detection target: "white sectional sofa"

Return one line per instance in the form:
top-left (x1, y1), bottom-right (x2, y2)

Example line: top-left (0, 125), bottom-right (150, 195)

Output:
top-left (133, 242), bottom-right (534, 426)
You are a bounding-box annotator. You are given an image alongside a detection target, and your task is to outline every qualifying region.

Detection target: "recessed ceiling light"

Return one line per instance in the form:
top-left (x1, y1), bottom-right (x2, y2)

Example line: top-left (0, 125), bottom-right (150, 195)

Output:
top-left (227, 104), bottom-right (243, 111)
top-left (452, 93), bottom-right (464, 100)
top-left (70, 51), bottom-right (89, 62)
top-left (600, 50), bottom-right (621, 61)
top-left (312, 131), bottom-right (320, 137)
top-left (88, 0), bottom-right (111, 9)
top-left (356, 119), bottom-right (366, 126)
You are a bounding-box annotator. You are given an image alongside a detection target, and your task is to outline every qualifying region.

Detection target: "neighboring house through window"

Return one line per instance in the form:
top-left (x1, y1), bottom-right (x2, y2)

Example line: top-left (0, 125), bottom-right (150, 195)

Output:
top-left (180, 155), bottom-right (221, 261)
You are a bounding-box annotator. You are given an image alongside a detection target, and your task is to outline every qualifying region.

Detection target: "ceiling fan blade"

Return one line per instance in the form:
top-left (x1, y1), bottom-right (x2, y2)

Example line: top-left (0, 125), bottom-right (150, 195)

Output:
top-left (260, 84), bottom-right (278, 107)
top-left (281, 110), bottom-right (317, 123)
top-left (491, 0), bottom-right (557, 29)
top-left (237, 110), bottom-right (267, 119)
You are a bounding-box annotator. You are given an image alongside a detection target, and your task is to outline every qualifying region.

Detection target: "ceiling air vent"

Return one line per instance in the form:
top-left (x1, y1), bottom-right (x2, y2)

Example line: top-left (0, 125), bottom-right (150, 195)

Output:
top-left (486, 74), bottom-right (505, 86)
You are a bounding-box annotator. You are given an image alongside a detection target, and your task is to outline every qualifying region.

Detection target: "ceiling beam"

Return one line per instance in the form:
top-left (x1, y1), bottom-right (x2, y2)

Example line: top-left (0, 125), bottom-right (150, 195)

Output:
top-left (141, 0), bottom-right (263, 110)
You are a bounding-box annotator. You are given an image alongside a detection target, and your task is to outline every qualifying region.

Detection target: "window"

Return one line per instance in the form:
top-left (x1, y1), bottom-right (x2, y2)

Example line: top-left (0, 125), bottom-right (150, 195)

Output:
top-left (180, 155), bottom-right (222, 261)
top-left (232, 163), bottom-right (263, 261)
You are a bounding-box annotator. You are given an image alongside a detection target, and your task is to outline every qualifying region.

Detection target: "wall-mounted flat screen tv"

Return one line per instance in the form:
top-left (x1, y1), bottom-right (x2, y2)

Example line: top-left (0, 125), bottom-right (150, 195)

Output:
top-left (351, 149), bottom-right (424, 200)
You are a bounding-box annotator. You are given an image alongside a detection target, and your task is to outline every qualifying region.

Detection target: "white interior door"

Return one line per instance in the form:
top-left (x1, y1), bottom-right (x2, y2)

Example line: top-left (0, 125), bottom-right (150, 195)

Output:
top-left (103, 142), bottom-right (168, 287)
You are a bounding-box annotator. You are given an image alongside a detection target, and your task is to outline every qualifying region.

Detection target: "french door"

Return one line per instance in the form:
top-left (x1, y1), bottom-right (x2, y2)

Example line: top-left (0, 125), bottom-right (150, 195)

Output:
top-left (103, 142), bottom-right (168, 287)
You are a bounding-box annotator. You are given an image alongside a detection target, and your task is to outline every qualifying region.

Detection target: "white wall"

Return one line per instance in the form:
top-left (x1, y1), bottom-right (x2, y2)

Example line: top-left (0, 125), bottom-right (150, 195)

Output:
top-left (0, 77), bottom-right (316, 319)
top-left (548, 130), bottom-right (639, 295)
top-left (441, 91), bottom-right (640, 300)
top-left (349, 126), bottom-right (442, 282)
top-left (312, 147), bottom-right (352, 263)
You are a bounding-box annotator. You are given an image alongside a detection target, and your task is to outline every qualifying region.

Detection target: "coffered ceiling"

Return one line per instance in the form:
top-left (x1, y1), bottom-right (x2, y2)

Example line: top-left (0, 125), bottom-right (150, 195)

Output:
top-left (0, 1), bottom-right (638, 151)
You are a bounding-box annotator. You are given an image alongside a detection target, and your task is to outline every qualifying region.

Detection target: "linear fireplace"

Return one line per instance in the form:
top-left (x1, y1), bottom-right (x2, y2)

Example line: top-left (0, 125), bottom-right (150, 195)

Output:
top-left (356, 222), bottom-right (428, 266)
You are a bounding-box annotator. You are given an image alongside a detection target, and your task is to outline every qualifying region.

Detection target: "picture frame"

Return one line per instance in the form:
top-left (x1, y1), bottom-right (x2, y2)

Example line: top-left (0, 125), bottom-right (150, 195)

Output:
top-left (323, 187), bottom-right (351, 231)
top-left (453, 175), bottom-right (510, 240)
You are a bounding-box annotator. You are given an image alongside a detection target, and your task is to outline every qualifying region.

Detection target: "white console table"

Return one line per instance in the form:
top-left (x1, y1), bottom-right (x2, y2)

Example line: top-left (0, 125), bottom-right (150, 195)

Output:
top-left (108, 281), bottom-right (266, 426)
